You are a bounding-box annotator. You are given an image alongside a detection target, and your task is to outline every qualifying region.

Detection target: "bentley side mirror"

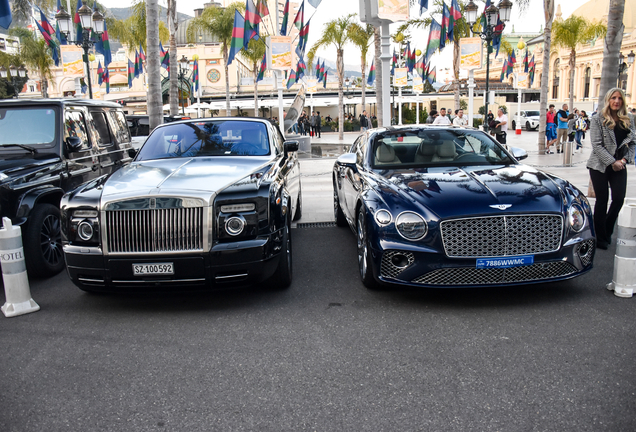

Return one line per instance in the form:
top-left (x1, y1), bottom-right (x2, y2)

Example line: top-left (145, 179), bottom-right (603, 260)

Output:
top-left (336, 152), bottom-right (357, 168)
top-left (65, 136), bottom-right (83, 152)
top-left (509, 146), bottom-right (528, 160)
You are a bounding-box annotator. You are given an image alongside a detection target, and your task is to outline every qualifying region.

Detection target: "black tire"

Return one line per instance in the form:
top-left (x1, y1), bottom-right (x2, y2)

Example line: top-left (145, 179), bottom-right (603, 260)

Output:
top-left (511, 120), bottom-right (516, 130)
top-left (24, 204), bottom-right (65, 278)
top-left (334, 185), bottom-right (347, 227)
top-left (270, 221), bottom-right (292, 289)
top-left (526, 121), bottom-right (532, 131)
top-left (293, 180), bottom-right (302, 221)
top-left (357, 207), bottom-right (380, 290)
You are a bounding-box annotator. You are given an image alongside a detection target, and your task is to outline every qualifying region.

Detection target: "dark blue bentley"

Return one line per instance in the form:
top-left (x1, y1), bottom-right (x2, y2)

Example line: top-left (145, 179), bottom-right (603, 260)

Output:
top-left (333, 125), bottom-right (595, 289)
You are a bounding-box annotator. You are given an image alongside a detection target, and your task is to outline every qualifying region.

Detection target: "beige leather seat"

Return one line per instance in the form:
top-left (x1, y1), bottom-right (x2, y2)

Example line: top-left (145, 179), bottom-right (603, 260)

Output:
top-left (431, 141), bottom-right (457, 162)
top-left (414, 142), bottom-right (437, 164)
top-left (375, 143), bottom-right (401, 164)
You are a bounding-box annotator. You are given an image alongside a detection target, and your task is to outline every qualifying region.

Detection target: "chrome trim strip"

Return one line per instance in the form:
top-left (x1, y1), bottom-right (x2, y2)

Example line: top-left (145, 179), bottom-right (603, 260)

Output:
top-left (111, 278), bottom-right (206, 284)
top-left (215, 273), bottom-right (248, 280)
top-left (78, 277), bottom-right (105, 283)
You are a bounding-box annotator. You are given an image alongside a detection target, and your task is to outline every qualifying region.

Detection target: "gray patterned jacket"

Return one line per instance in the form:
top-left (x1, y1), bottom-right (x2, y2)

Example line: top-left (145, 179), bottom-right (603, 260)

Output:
top-left (586, 113), bottom-right (636, 173)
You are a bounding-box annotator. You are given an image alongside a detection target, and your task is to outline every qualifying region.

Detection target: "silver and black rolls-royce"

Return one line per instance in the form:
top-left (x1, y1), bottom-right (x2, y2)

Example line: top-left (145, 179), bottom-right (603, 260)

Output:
top-left (61, 118), bottom-right (301, 292)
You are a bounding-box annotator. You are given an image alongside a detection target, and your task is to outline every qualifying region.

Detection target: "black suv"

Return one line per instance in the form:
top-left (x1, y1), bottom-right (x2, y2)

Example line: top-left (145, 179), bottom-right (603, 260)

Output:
top-left (0, 99), bottom-right (134, 277)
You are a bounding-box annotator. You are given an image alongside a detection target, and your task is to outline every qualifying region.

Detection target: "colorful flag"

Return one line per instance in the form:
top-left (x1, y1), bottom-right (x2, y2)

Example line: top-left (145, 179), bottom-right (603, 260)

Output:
top-left (55, 0), bottom-right (67, 45)
top-left (193, 58), bottom-right (199, 93)
top-left (391, 49), bottom-right (397, 75)
top-left (35, 9), bottom-right (60, 66)
top-left (410, 49), bottom-right (416, 73)
top-left (257, 52), bottom-right (267, 82)
top-left (134, 50), bottom-right (140, 78)
top-left (523, 49), bottom-right (529, 73)
top-left (492, 17), bottom-right (504, 56)
top-left (323, 69), bottom-right (327, 88)
top-left (308, 0), bottom-right (322, 7)
top-left (0, 0), bottom-right (11, 29)
top-left (160, 42), bottom-right (170, 72)
top-left (415, 56), bottom-right (425, 78)
top-left (139, 43), bottom-right (146, 62)
top-left (441, 3), bottom-right (450, 49)
top-left (528, 55), bottom-right (535, 85)
top-left (293, 1), bottom-right (304, 31)
top-left (280, 0), bottom-right (290, 36)
top-left (480, 0), bottom-right (492, 30)
top-left (94, 20), bottom-right (112, 66)
top-left (424, 19), bottom-right (441, 63)
top-left (296, 57), bottom-right (306, 80)
top-left (509, 50), bottom-right (516, 66)
top-left (500, 59), bottom-right (507, 82)
top-left (286, 68), bottom-right (297, 89)
top-left (297, 19), bottom-right (310, 54)
top-left (315, 58), bottom-right (321, 79)
top-left (427, 66), bottom-right (436, 85)
top-left (103, 68), bottom-right (110, 93)
top-left (74, 0), bottom-right (84, 40)
top-left (320, 60), bottom-right (325, 81)
top-left (404, 42), bottom-right (412, 72)
top-left (97, 61), bottom-right (104, 84)
top-left (367, 60), bottom-right (375, 85)
top-left (244, 0), bottom-right (260, 48)
top-left (419, 0), bottom-right (428, 15)
top-left (506, 55), bottom-right (513, 77)
top-left (256, 0), bottom-right (269, 18)
top-left (450, 0), bottom-right (462, 20)
top-left (128, 59), bottom-right (134, 88)
top-left (227, 10), bottom-right (246, 66)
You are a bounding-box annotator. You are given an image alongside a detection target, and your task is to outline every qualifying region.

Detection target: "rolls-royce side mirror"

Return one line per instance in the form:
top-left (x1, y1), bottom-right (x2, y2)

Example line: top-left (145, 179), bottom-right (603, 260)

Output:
top-left (284, 140), bottom-right (299, 154)
top-left (509, 146), bottom-right (528, 160)
top-left (336, 152), bottom-right (357, 168)
top-left (65, 136), bottom-right (83, 152)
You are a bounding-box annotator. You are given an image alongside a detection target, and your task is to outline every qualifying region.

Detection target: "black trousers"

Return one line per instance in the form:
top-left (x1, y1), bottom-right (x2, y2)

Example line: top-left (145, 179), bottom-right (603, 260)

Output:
top-left (312, 125), bottom-right (321, 137)
top-left (589, 166), bottom-right (627, 244)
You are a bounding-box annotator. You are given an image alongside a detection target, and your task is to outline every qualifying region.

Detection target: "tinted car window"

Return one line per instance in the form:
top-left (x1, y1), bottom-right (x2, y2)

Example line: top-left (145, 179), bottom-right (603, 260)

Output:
top-left (107, 110), bottom-right (131, 143)
top-left (0, 107), bottom-right (56, 149)
top-left (64, 110), bottom-right (91, 151)
top-left (136, 120), bottom-right (271, 161)
top-left (91, 111), bottom-right (112, 146)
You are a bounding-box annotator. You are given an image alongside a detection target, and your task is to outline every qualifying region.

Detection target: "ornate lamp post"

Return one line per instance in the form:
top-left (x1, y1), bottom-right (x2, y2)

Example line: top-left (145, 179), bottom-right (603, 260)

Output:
top-left (617, 50), bottom-right (635, 89)
top-left (178, 55), bottom-right (191, 115)
top-left (344, 77), bottom-right (351, 116)
top-left (55, 4), bottom-right (104, 99)
top-left (0, 64), bottom-right (28, 98)
top-left (465, 0), bottom-right (513, 133)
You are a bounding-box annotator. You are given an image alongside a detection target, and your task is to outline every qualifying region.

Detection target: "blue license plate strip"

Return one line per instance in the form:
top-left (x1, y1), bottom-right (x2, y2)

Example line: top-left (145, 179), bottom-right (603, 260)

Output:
top-left (476, 255), bottom-right (534, 269)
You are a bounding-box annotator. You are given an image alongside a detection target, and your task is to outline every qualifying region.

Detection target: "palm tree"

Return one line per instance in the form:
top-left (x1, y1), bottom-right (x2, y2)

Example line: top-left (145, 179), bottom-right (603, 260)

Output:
top-left (348, 22), bottom-right (374, 115)
top-left (308, 14), bottom-right (356, 140)
top-left (167, 0), bottom-right (179, 116)
top-left (9, 28), bottom-right (54, 98)
top-left (106, 3), bottom-right (169, 52)
top-left (240, 38), bottom-right (267, 116)
top-left (537, 0), bottom-right (555, 153)
top-left (374, 25), bottom-right (383, 126)
top-left (146, 0), bottom-right (162, 130)
top-left (187, 2), bottom-right (244, 116)
top-left (552, 15), bottom-right (606, 112)
top-left (598, 0), bottom-right (626, 102)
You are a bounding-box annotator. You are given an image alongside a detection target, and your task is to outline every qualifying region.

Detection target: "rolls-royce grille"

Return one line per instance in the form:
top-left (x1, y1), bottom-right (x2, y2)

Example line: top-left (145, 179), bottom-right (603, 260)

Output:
top-left (412, 261), bottom-right (577, 286)
top-left (106, 208), bottom-right (204, 253)
top-left (440, 215), bottom-right (563, 258)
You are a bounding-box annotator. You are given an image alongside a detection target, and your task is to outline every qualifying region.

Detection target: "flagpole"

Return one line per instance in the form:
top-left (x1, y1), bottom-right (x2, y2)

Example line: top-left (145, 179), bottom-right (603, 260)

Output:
top-left (274, 0), bottom-right (284, 138)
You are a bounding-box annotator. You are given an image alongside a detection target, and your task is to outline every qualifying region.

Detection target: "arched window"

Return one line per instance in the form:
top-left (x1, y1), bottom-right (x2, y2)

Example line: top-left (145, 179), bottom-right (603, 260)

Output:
top-left (552, 59), bottom-right (560, 99)
top-left (584, 67), bottom-right (591, 99)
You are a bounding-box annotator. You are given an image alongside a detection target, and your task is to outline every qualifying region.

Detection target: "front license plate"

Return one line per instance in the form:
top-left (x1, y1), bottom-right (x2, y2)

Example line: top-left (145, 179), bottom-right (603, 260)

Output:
top-left (133, 263), bottom-right (174, 275)
top-left (476, 255), bottom-right (534, 269)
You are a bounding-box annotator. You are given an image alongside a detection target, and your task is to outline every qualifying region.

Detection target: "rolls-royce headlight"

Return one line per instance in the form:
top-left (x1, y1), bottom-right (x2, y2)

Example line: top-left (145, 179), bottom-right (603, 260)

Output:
top-left (77, 220), bottom-right (94, 241)
top-left (568, 205), bottom-right (586, 232)
top-left (220, 203), bottom-right (255, 213)
top-left (225, 216), bottom-right (246, 236)
top-left (396, 212), bottom-right (427, 240)
top-left (375, 209), bottom-right (392, 226)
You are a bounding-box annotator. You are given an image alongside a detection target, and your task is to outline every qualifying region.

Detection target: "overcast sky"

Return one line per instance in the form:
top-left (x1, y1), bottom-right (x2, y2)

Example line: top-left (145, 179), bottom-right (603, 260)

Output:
top-left (98, 0), bottom-right (583, 77)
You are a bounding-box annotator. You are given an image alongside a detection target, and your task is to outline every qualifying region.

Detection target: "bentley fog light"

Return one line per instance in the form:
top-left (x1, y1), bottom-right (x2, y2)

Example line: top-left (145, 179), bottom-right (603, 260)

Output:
top-left (396, 212), bottom-right (427, 240)
top-left (568, 205), bottom-right (586, 232)
top-left (375, 209), bottom-right (392, 226)
top-left (77, 220), bottom-right (94, 241)
top-left (225, 216), bottom-right (246, 236)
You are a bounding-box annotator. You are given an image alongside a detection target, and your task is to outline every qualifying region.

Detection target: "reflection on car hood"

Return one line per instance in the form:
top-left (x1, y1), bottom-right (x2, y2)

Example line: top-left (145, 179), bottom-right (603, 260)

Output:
top-left (102, 156), bottom-right (271, 199)
top-left (375, 164), bottom-right (565, 219)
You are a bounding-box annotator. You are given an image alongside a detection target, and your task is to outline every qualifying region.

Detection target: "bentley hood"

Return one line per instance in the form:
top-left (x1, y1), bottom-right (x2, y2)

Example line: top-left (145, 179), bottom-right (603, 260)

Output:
top-left (101, 157), bottom-right (271, 200)
top-left (374, 164), bottom-right (566, 220)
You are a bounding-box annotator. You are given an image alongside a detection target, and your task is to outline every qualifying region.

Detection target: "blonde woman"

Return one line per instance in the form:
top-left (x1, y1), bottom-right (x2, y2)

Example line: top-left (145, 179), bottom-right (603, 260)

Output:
top-left (587, 88), bottom-right (636, 249)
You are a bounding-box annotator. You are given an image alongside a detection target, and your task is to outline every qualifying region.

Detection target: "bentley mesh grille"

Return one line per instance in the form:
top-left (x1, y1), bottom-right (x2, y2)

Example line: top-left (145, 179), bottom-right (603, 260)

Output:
top-left (380, 251), bottom-right (415, 279)
top-left (412, 261), bottom-right (577, 286)
top-left (413, 261), bottom-right (576, 285)
top-left (440, 215), bottom-right (563, 258)
top-left (106, 208), bottom-right (204, 253)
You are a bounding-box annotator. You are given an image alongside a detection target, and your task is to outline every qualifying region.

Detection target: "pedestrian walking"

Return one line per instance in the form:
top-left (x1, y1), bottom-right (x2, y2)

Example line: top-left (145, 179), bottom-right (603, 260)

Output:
top-left (556, 103), bottom-right (569, 153)
top-left (575, 114), bottom-right (586, 151)
top-left (426, 109), bottom-right (438, 124)
top-left (311, 111), bottom-right (321, 138)
top-left (587, 87), bottom-right (636, 250)
top-left (452, 109), bottom-right (468, 126)
top-left (433, 108), bottom-right (451, 125)
top-left (494, 108), bottom-right (508, 145)
top-left (546, 104), bottom-right (558, 153)
top-left (360, 110), bottom-right (370, 131)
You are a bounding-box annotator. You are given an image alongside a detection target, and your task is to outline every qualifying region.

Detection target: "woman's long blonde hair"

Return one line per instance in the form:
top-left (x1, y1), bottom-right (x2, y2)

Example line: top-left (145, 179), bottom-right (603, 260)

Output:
top-left (601, 87), bottom-right (631, 130)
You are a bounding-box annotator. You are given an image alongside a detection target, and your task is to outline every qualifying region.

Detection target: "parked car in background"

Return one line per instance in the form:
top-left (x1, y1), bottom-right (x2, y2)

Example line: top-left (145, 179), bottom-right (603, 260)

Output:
top-left (61, 117), bottom-right (302, 292)
top-left (127, 114), bottom-right (191, 149)
top-left (0, 99), bottom-right (134, 277)
top-left (511, 110), bottom-right (540, 131)
top-left (333, 125), bottom-right (595, 289)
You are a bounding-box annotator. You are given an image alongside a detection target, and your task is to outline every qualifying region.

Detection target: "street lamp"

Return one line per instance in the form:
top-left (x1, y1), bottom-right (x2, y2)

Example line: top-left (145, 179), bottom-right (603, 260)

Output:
top-left (344, 77), bottom-right (351, 115)
top-left (618, 50), bottom-right (635, 88)
top-left (55, 4), bottom-right (104, 99)
top-left (465, 0), bottom-right (513, 133)
top-left (178, 55), bottom-right (191, 115)
top-left (0, 64), bottom-right (28, 98)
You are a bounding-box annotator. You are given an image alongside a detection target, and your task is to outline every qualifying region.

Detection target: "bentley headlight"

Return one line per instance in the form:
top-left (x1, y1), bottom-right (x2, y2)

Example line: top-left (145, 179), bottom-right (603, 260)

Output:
top-left (568, 205), bottom-right (586, 232)
top-left (375, 209), bottom-right (392, 226)
top-left (396, 212), bottom-right (427, 240)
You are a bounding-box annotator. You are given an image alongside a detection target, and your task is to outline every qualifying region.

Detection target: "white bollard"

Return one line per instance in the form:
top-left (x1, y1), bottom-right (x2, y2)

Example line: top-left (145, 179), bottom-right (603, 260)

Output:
top-left (0, 217), bottom-right (39, 317)
top-left (606, 204), bottom-right (636, 298)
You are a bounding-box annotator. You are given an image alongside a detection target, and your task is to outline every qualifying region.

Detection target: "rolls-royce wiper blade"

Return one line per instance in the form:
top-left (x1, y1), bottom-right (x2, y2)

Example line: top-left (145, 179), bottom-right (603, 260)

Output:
top-left (2, 144), bottom-right (38, 154)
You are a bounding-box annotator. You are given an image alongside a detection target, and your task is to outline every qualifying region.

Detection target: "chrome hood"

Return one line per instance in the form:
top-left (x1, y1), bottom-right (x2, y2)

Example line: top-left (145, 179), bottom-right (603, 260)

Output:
top-left (101, 156), bottom-right (271, 204)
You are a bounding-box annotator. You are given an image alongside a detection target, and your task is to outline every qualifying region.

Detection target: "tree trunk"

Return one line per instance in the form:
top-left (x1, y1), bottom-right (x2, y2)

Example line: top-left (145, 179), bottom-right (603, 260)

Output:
top-left (374, 26), bottom-right (382, 126)
top-left (599, 0), bottom-right (625, 103)
top-left (337, 48), bottom-right (344, 141)
top-left (569, 49), bottom-right (576, 113)
top-left (168, 0), bottom-right (179, 116)
top-left (40, 73), bottom-right (48, 98)
top-left (538, 0), bottom-right (555, 153)
top-left (146, 0), bottom-right (163, 131)
top-left (453, 42), bottom-right (460, 111)
top-left (360, 54), bottom-right (366, 115)
top-left (224, 44), bottom-right (231, 116)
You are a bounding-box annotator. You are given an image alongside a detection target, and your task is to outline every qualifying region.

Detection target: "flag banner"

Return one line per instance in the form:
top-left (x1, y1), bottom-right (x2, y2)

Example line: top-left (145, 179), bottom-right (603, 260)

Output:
top-left (450, 0), bottom-right (462, 20)
top-left (319, 60), bottom-right (325, 80)
top-left (425, 19), bottom-right (441, 63)
top-left (441, 3), bottom-right (450, 49)
top-left (427, 66), bottom-right (436, 84)
top-left (244, 0), bottom-right (260, 48)
top-left (256, 0), bottom-right (269, 18)
top-left (315, 58), bottom-right (321, 79)
top-left (323, 69), bottom-right (327, 88)
top-left (128, 59), bottom-right (134, 88)
top-left (286, 69), bottom-right (297, 89)
top-left (160, 42), bottom-right (170, 72)
top-left (139, 43), bottom-right (146, 62)
top-left (94, 20), bottom-right (112, 66)
top-left (193, 59), bottom-right (199, 92)
top-left (419, 0), bottom-right (428, 15)
top-left (367, 60), bottom-right (375, 85)
top-left (228, 10), bottom-right (246, 66)
top-left (500, 59), bottom-right (507, 82)
top-left (415, 56), bottom-right (425, 78)
top-left (410, 48), bottom-right (416, 72)
top-left (506, 55), bottom-right (513, 77)
top-left (134, 50), bottom-right (140, 78)
top-left (55, 0), bottom-right (67, 44)
top-left (74, 0), bottom-right (84, 40)
top-left (280, 0), bottom-right (290, 36)
top-left (404, 42), bottom-right (412, 73)
top-left (257, 52), bottom-right (267, 82)
top-left (293, 1), bottom-right (304, 31)
top-left (523, 49), bottom-right (529, 73)
top-left (297, 19), bottom-right (310, 54)
top-left (307, 78), bottom-right (317, 93)
top-left (34, 9), bottom-right (60, 66)
top-left (516, 72), bottom-right (528, 89)
top-left (0, 0), bottom-right (11, 29)
top-left (509, 49), bottom-right (516, 66)
top-left (391, 49), bottom-right (397, 75)
top-left (104, 68), bottom-right (110, 93)
top-left (97, 60), bottom-right (104, 85)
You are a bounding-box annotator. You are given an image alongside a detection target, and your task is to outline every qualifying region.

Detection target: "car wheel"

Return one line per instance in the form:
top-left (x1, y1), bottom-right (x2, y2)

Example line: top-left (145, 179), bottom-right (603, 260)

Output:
top-left (270, 220), bottom-right (292, 289)
top-left (526, 121), bottom-right (532, 131)
top-left (23, 204), bottom-right (65, 278)
top-left (357, 207), bottom-right (380, 290)
top-left (293, 180), bottom-right (302, 221)
top-left (334, 186), bottom-right (347, 227)
top-left (511, 120), bottom-right (516, 130)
